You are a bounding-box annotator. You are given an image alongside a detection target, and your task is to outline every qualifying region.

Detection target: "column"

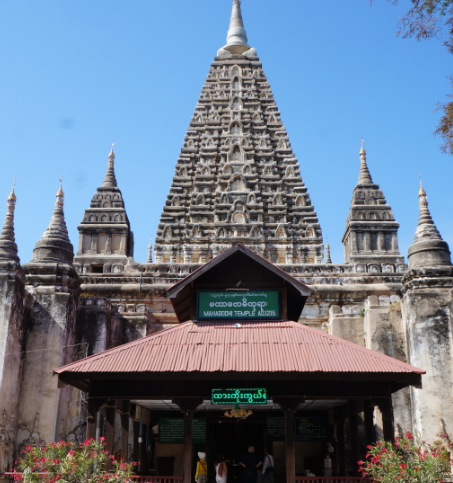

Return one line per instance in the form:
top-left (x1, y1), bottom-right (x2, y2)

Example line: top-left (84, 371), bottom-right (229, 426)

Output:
top-left (377, 231), bottom-right (385, 252)
top-left (337, 419), bottom-right (346, 476)
top-left (273, 398), bottom-right (304, 483)
top-left (105, 403), bottom-right (116, 470)
top-left (392, 233), bottom-right (399, 253)
top-left (86, 399), bottom-right (99, 440)
top-left (364, 232), bottom-right (371, 252)
top-left (348, 401), bottom-right (359, 476)
top-left (364, 401), bottom-right (375, 446)
top-left (351, 232), bottom-right (358, 253)
top-left (118, 401), bottom-right (130, 462)
top-left (173, 398), bottom-right (203, 483)
top-left (91, 234), bottom-right (98, 253)
top-left (378, 398), bottom-right (394, 442)
top-left (133, 421), bottom-right (140, 468)
top-left (120, 233), bottom-right (127, 254)
top-left (105, 234), bottom-right (112, 254)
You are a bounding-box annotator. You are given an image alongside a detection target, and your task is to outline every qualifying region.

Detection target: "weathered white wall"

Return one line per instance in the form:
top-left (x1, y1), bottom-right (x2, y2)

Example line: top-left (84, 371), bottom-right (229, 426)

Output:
top-left (402, 288), bottom-right (453, 442)
top-left (16, 288), bottom-right (77, 448)
top-left (0, 273), bottom-right (26, 473)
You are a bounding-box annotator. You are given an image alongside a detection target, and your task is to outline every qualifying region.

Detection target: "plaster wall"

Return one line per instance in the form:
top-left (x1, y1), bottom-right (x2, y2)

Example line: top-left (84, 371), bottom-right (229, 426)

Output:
top-left (0, 273), bottom-right (25, 473)
top-left (16, 290), bottom-right (77, 448)
top-left (402, 288), bottom-right (453, 441)
top-left (363, 294), bottom-right (412, 435)
top-left (328, 305), bottom-right (364, 346)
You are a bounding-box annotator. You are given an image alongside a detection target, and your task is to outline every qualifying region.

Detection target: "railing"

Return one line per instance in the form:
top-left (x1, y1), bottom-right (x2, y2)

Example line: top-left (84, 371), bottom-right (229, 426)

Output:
top-left (129, 478), bottom-right (182, 483)
top-left (296, 478), bottom-right (371, 483)
top-left (1, 475), bottom-right (182, 483)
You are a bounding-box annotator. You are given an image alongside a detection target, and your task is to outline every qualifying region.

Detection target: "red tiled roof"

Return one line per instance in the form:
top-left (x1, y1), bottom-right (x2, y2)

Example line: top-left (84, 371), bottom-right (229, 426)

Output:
top-left (55, 321), bottom-right (425, 375)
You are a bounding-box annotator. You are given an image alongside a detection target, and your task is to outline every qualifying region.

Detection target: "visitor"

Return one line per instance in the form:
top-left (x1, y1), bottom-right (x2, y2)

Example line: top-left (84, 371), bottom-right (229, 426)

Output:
top-left (262, 448), bottom-right (274, 483)
top-left (215, 453), bottom-right (228, 483)
top-left (195, 452), bottom-right (208, 483)
top-left (239, 446), bottom-right (262, 483)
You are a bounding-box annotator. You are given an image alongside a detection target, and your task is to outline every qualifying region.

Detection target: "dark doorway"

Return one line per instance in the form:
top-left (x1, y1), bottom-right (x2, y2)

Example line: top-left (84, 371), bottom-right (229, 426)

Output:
top-left (209, 419), bottom-right (266, 483)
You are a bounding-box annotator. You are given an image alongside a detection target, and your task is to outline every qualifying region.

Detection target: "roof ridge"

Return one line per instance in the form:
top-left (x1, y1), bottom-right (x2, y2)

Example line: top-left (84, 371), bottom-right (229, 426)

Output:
top-left (286, 321), bottom-right (425, 374)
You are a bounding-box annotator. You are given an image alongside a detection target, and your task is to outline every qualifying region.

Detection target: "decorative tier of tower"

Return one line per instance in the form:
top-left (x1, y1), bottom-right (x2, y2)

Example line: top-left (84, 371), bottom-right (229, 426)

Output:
top-left (341, 145), bottom-right (406, 273)
top-left (74, 146), bottom-right (134, 274)
top-left (155, 0), bottom-right (323, 265)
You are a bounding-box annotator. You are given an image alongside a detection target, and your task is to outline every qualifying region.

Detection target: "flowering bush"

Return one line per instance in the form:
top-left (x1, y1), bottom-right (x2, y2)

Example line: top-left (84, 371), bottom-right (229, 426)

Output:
top-left (10, 437), bottom-right (136, 483)
top-left (359, 432), bottom-right (452, 483)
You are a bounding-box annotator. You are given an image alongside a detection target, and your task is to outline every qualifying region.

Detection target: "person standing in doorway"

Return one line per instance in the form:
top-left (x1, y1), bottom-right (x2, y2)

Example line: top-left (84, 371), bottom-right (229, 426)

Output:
top-left (262, 448), bottom-right (274, 483)
top-left (215, 453), bottom-right (228, 483)
top-left (195, 452), bottom-right (208, 483)
top-left (239, 446), bottom-right (262, 483)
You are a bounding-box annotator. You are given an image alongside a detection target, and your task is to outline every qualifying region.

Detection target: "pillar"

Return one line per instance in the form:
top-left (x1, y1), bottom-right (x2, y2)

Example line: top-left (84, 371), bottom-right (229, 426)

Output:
top-left (377, 398), bottom-right (394, 442)
top-left (86, 399), bottom-right (100, 440)
top-left (364, 401), bottom-right (375, 446)
top-left (377, 231), bottom-right (385, 252)
top-left (392, 233), bottom-right (399, 252)
top-left (337, 419), bottom-right (346, 476)
top-left (173, 398), bottom-right (203, 483)
top-left (105, 403), bottom-right (116, 469)
top-left (351, 232), bottom-right (358, 253)
top-left (133, 420), bottom-right (140, 467)
top-left (348, 401), bottom-right (359, 476)
top-left (118, 400), bottom-right (130, 462)
top-left (364, 232), bottom-right (371, 252)
top-left (273, 397), bottom-right (304, 483)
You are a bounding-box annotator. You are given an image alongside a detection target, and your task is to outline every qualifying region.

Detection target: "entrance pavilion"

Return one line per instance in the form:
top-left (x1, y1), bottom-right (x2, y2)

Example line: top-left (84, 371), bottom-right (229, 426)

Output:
top-left (55, 244), bottom-right (424, 482)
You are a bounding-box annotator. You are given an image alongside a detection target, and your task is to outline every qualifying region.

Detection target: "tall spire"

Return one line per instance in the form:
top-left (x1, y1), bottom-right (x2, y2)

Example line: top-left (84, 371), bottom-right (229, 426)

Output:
top-left (413, 179), bottom-right (442, 242)
top-left (41, 182), bottom-right (70, 242)
top-left (0, 182), bottom-right (16, 243)
top-left (218, 0), bottom-right (257, 57)
top-left (31, 181), bottom-right (74, 264)
top-left (147, 239), bottom-right (153, 263)
top-left (103, 143), bottom-right (118, 188)
top-left (0, 180), bottom-right (19, 263)
top-left (226, 0), bottom-right (248, 48)
top-left (357, 141), bottom-right (373, 185)
top-left (407, 179), bottom-right (451, 269)
top-left (325, 241), bottom-right (332, 264)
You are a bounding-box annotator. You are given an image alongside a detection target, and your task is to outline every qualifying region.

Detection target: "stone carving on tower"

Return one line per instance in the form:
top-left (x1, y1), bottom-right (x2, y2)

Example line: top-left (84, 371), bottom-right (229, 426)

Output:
top-left (74, 146), bottom-right (134, 274)
top-left (342, 144), bottom-right (406, 274)
top-left (155, 0), bottom-right (323, 265)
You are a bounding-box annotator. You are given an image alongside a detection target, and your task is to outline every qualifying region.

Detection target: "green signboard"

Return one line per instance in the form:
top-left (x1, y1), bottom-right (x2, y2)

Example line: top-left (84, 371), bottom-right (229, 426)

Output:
top-left (211, 388), bottom-right (268, 405)
top-left (158, 418), bottom-right (206, 444)
top-left (266, 416), bottom-right (328, 441)
top-left (198, 291), bottom-right (280, 320)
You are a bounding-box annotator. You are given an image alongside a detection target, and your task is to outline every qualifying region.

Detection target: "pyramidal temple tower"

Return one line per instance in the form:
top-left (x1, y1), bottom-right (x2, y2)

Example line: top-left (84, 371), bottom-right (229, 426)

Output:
top-left (155, 0), bottom-right (323, 265)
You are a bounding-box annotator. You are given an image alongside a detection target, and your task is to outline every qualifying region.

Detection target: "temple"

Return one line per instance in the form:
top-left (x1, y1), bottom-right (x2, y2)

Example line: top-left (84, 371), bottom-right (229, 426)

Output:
top-left (1, 1), bottom-right (453, 482)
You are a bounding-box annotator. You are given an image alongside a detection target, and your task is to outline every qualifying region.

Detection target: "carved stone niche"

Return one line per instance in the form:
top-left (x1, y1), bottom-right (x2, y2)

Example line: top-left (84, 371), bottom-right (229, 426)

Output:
top-left (112, 264), bottom-right (124, 274)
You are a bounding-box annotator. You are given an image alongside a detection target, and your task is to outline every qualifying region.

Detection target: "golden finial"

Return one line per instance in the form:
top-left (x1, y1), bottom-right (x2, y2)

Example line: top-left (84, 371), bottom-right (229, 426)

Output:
top-left (7, 177), bottom-right (16, 201)
top-left (359, 138), bottom-right (366, 155)
top-left (418, 173), bottom-right (426, 196)
top-left (109, 142), bottom-right (115, 159)
top-left (325, 239), bottom-right (330, 249)
top-left (56, 176), bottom-right (64, 197)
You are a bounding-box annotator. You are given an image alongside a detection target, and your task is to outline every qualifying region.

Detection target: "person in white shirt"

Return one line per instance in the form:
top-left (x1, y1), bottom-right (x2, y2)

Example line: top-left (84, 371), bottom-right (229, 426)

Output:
top-left (262, 448), bottom-right (274, 483)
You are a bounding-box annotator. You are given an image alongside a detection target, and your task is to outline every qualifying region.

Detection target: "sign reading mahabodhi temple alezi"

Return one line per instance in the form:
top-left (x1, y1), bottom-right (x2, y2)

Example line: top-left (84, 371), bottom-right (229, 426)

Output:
top-left (197, 291), bottom-right (280, 320)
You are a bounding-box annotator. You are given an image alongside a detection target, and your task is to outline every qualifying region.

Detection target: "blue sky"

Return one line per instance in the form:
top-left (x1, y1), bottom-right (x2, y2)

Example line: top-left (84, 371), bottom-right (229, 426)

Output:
top-left (0, 0), bottom-right (451, 264)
